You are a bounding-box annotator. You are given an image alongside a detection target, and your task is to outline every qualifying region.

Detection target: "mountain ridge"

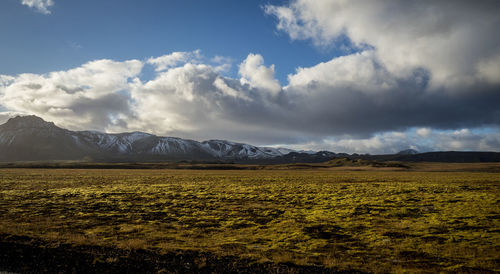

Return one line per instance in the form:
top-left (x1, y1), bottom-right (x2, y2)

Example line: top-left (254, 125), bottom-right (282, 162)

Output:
top-left (1, 115), bottom-right (499, 163)
top-left (0, 115), bottom-right (302, 162)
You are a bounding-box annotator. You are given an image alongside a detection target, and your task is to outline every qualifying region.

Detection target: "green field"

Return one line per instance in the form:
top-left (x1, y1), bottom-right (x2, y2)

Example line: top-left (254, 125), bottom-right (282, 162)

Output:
top-left (0, 165), bottom-right (499, 272)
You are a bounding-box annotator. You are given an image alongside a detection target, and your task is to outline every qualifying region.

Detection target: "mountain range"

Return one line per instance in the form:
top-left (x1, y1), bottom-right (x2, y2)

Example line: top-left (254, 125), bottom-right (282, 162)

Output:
top-left (0, 115), bottom-right (325, 162)
top-left (0, 115), bottom-right (499, 163)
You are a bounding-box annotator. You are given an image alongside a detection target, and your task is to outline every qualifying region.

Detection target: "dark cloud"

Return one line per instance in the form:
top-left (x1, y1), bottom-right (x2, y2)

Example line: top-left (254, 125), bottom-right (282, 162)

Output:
top-left (69, 93), bottom-right (133, 131)
top-left (24, 83), bottom-right (42, 90)
top-left (56, 85), bottom-right (85, 94)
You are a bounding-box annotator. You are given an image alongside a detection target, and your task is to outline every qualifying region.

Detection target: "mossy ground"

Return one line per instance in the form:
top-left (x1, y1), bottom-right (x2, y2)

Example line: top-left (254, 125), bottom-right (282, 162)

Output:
top-left (0, 167), bottom-right (498, 272)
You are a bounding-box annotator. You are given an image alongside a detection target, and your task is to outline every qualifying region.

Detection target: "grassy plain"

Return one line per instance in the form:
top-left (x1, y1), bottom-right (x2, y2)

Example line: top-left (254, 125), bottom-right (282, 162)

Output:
top-left (0, 164), bottom-right (499, 272)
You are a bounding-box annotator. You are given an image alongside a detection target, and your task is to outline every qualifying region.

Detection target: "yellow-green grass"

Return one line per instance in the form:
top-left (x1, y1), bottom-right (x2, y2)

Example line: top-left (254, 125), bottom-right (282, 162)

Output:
top-left (0, 167), bottom-right (498, 272)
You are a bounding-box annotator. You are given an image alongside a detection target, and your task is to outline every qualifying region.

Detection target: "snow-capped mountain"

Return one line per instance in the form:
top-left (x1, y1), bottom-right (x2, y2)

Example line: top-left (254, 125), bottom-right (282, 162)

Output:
top-left (0, 115), bottom-right (303, 162)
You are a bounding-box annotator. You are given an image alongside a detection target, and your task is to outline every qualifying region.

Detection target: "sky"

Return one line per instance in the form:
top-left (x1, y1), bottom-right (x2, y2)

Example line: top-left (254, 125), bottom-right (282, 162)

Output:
top-left (0, 0), bottom-right (499, 154)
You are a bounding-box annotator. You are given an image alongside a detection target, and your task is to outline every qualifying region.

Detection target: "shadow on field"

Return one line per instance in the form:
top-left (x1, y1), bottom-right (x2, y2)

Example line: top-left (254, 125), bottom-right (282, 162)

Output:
top-left (0, 234), bottom-right (365, 274)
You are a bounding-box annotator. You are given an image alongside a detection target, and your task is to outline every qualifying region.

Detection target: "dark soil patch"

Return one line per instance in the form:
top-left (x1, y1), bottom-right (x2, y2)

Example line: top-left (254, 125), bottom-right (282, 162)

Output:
top-left (304, 225), bottom-right (352, 241)
top-left (420, 235), bottom-right (447, 244)
top-left (382, 232), bottom-right (413, 239)
top-left (396, 250), bottom-right (450, 268)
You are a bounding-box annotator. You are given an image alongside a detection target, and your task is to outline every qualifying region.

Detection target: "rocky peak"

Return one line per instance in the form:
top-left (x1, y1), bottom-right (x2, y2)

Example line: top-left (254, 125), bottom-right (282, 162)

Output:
top-left (2, 115), bottom-right (58, 130)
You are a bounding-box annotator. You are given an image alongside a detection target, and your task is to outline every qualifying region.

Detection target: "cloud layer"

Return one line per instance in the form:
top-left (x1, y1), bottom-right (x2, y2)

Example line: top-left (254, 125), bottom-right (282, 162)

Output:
top-left (1, 49), bottom-right (499, 152)
top-left (2, 0), bottom-right (500, 153)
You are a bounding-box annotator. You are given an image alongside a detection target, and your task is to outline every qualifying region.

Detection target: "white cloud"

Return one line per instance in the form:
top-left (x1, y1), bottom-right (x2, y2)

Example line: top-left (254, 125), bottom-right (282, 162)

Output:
top-left (213, 77), bottom-right (251, 101)
top-left (265, 0), bottom-right (500, 89)
top-left (147, 50), bottom-right (201, 72)
top-left (211, 55), bottom-right (233, 65)
top-left (0, 59), bottom-right (142, 131)
top-left (211, 55), bottom-right (233, 73)
top-left (416, 128), bottom-right (432, 138)
top-left (239, 54), bottom-right (281, 95)
top-left (126, 59), bottom-right (276, 139)
top-left (286, 51), bottom-right (395, 92)
top-left (21, 0), bottom-right (54, 14)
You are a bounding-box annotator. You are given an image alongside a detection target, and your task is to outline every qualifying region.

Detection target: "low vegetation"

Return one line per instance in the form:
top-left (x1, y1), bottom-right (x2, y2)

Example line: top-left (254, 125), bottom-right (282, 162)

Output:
top-left (0, 164), bottom-right (499, 272)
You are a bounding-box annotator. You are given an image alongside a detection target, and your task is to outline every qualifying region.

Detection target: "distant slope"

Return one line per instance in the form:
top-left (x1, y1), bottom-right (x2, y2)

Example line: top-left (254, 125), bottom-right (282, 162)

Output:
top-left (363, 151), bottom-right (500, 163)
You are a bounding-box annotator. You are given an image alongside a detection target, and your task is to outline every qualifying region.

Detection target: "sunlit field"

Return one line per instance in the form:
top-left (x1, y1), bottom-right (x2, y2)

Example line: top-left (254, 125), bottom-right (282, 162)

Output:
top-left (0, 165), bottom-right (499, 272)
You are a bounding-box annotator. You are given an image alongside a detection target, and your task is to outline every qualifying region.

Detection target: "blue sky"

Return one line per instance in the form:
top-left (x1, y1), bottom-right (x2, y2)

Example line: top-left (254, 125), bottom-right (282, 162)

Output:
top-left (0, 0), bottom-right (352, 84)
top-left (0, 0), bottom-right (499, 153)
